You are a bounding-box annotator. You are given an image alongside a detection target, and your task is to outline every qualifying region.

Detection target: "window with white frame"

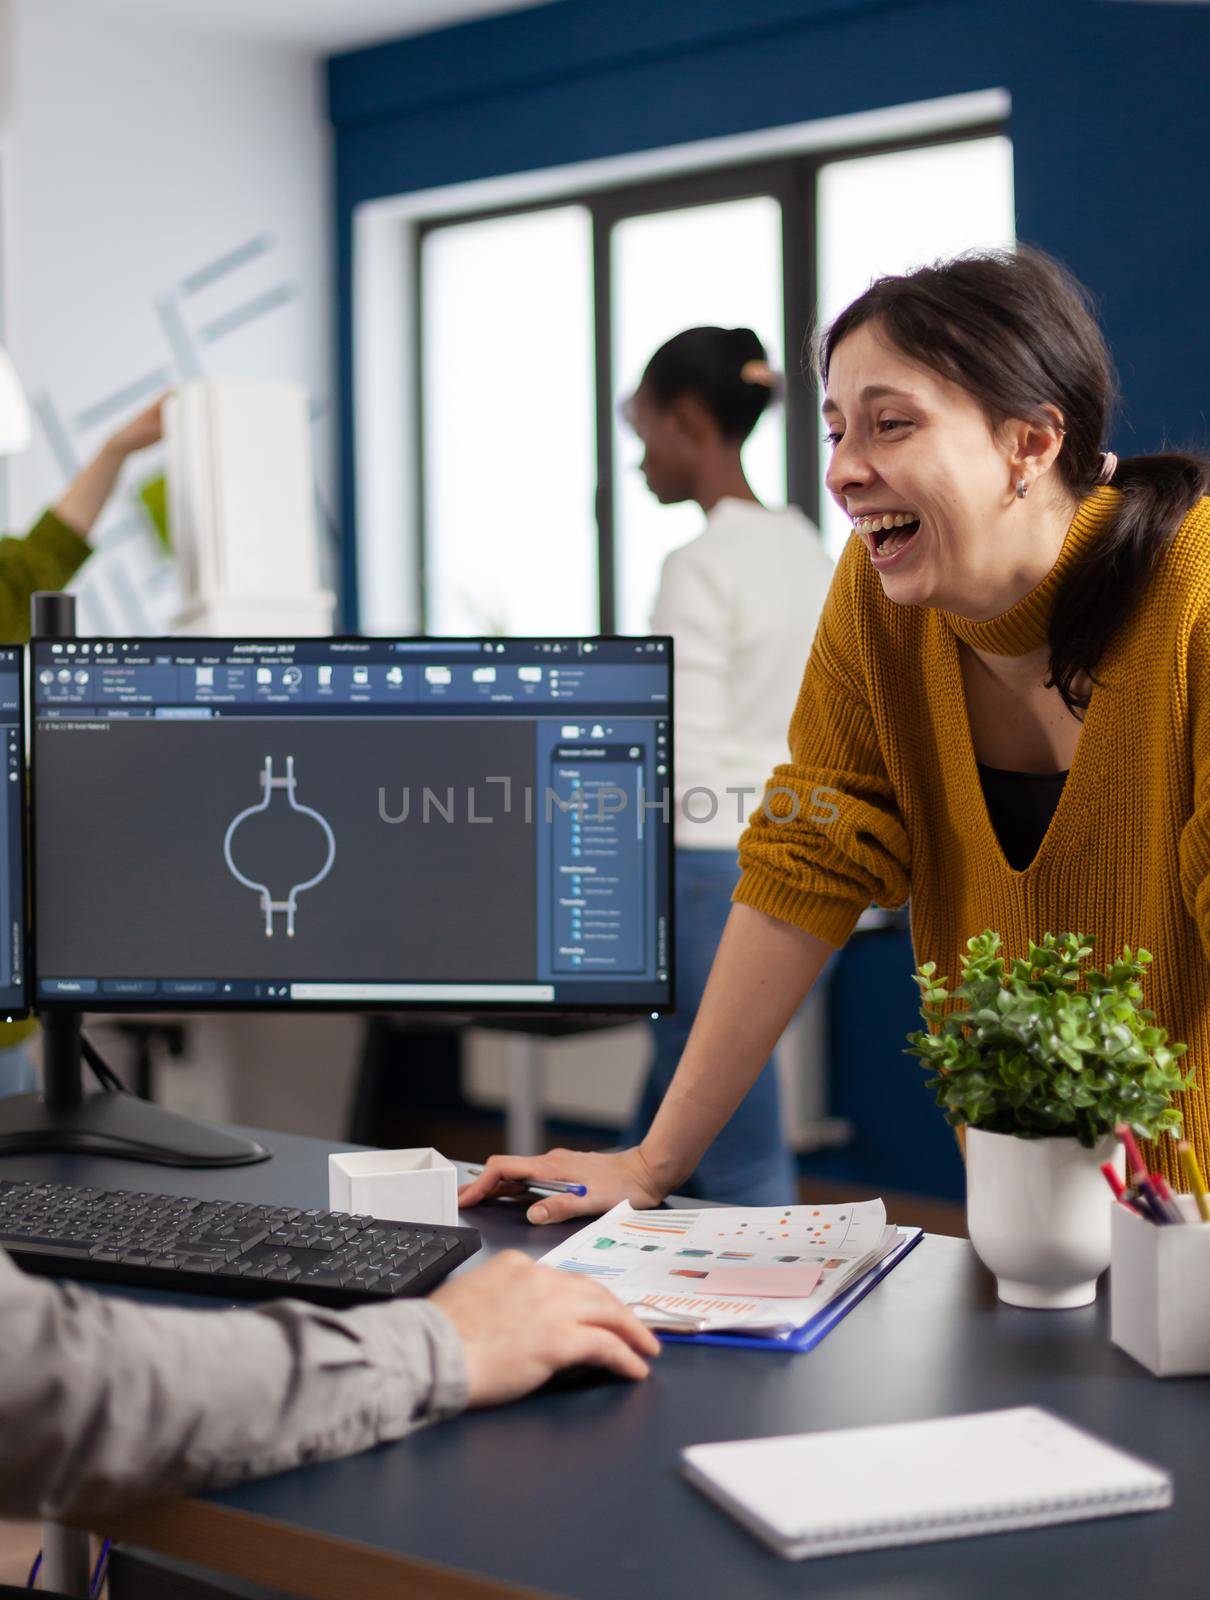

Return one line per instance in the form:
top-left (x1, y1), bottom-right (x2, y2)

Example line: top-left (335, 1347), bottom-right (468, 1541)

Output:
top-left (611, 195), bottom-right (786, 634)
top-left (415, 126), bottom-right (1014, 632)
top-left (815, 135), bottom-right (1015, 557)
top-left (420, 207), bottom-right (598, 636)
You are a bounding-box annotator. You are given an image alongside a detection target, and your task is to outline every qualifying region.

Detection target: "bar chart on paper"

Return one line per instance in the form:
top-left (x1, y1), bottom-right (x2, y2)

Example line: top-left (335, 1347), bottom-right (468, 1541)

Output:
top-left (540, 1201), bottom-right (911, 1338)
top-left (639, 1292), bottom-right (763, 1320)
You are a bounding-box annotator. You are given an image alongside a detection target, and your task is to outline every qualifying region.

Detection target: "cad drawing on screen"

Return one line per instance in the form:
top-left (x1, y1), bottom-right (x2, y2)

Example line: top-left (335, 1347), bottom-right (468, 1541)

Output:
top-left (222, 755), bottom-right (336, 937)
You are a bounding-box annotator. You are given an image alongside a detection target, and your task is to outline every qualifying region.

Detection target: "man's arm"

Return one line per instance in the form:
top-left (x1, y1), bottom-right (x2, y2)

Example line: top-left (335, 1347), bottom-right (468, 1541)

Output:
top-left (0, 1244), bottom-right (658, 1522)
top-left (0, 1245), bottom-right (465, 1519)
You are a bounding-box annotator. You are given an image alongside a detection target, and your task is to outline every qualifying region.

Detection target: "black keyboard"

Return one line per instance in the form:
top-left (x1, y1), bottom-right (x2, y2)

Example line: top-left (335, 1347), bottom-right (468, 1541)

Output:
top-left (0, 1179), bottom-right (480, 1307)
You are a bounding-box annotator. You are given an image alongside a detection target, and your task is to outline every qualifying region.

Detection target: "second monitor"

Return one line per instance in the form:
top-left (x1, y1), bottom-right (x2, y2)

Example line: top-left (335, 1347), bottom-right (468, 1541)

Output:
top-left (32, 636), bottom-right (673, 1014)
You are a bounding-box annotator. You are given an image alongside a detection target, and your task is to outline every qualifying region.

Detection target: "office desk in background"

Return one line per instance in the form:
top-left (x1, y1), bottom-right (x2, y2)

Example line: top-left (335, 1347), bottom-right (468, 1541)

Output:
top-left (1, 1128), bottom-right (1206, 1600)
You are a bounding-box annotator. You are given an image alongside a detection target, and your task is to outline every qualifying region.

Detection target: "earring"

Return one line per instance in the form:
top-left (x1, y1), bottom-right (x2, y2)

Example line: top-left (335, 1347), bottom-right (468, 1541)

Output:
top-left (1015, 477), bottom-right (1029, 500)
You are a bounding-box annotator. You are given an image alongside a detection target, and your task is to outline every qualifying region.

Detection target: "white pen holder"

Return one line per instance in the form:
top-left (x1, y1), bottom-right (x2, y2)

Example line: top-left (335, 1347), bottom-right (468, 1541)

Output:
top-left (1110, 1196), bottom-right (1210, 1375)
top-left (328, 1148), bottom-right (459, 1227)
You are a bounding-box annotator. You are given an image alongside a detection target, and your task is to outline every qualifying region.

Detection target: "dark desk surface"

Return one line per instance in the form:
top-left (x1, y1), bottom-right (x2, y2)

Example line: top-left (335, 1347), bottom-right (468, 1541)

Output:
top-left (3, 1127), bottom-right (1207, 1600)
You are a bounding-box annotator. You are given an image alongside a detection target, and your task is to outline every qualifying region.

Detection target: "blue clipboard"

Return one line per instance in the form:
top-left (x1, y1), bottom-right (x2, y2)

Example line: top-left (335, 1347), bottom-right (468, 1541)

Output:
top-left (657, 1225), bottom-right (924, 1352)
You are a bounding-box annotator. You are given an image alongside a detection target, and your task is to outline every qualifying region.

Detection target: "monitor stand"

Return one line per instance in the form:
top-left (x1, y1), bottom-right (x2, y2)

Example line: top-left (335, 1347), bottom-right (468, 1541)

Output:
top-left (0, 1011), bottom-right (270, 1166)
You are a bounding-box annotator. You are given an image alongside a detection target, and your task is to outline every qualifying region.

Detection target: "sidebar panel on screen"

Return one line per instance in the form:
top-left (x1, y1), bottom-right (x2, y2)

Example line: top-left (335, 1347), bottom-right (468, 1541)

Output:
top-left (0, 647), bottom-right (27, 1019)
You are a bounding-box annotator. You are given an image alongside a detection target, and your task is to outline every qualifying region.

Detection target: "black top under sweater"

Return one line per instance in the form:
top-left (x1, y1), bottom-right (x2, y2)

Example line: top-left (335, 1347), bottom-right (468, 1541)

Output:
top-left (976, 763), bottom-right (1069, 872)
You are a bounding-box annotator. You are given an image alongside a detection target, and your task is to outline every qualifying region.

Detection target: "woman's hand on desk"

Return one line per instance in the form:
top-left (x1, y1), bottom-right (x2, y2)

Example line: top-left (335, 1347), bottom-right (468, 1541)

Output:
top-left (457, 1146), bottom-right (664, 1224)
top-left (429, 1250), bottom-right (660, 1405)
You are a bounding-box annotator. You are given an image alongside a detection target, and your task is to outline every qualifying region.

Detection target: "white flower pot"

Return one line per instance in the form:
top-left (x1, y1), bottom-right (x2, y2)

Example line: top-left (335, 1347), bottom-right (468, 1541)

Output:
top-left (965, 1128), bottom-right (1124, 1309)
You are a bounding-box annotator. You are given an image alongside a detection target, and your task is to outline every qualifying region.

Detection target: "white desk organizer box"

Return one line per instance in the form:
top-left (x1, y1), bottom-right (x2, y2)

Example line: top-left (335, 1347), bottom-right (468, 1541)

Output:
top-left (328, 1149), bottom-right (458, 1228)
top-left (1110, 1196), bottom-right (1210, 1375)
top-left (165, 379), bottom-right (335, 636)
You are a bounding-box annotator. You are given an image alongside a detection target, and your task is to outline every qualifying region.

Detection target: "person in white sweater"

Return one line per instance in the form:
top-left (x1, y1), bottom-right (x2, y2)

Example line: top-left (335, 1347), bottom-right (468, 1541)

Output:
top-left (621, 326), bottom-right (835, 1204)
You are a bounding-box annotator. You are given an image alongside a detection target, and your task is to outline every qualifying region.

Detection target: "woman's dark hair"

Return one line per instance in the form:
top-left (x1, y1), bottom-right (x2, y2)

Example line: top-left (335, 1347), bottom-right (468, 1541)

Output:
top-left (641, 326), bottom-right (776, 443)
top-left (819, 246), bottom-right (1210, 715)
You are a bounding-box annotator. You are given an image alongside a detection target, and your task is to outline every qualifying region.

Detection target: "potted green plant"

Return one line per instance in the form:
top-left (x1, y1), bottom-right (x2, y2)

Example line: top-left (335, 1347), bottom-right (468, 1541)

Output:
top-left (907, 931), bottom-right (1191, 1308)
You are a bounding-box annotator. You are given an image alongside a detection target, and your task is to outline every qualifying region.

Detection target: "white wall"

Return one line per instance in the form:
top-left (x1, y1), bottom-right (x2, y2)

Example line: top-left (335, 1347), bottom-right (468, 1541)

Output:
top-left (0, 0), bottom-right (335, 632)
top-left (0, 0), bottom-right (358, 1140)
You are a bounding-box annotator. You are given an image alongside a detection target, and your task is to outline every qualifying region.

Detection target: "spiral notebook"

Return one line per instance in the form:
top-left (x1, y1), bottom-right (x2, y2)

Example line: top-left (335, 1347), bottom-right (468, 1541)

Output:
top-left (682, 1407), bottom-right (1172, 1560)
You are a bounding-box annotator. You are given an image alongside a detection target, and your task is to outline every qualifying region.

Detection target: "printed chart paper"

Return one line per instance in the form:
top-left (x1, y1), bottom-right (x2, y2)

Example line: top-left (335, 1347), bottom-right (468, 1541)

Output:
top-left (539, 1200), bottom-right (899, 1336)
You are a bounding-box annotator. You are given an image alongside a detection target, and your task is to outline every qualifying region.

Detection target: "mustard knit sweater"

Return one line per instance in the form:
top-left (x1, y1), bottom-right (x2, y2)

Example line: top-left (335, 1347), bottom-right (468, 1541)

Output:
top-left (735, 487), bottom-right (1210, 1186)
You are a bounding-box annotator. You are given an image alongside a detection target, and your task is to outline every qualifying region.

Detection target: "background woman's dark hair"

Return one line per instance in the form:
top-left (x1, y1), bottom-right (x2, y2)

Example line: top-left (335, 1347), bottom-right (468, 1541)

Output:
top-left (819, 246), bottom-right (1210, 715)
top-left (641, 326), bottom-right (776, 443)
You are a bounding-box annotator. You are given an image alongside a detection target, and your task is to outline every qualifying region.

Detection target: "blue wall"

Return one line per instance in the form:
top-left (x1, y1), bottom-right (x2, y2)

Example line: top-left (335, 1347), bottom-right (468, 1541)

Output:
top-left (327, 0), bottom-right (1210, 626)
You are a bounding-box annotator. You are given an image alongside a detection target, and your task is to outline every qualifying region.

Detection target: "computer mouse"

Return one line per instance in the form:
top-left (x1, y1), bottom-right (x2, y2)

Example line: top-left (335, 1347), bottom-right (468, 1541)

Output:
top-left (536, 1362), bottom-right (633, 1395)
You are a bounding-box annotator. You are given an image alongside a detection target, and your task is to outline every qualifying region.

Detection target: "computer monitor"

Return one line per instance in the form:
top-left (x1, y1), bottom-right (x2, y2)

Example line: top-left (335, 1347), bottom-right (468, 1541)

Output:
top-left (31, 636), bottom-right (673, 1015)
top-left (0, 645), bottom-right (28, 1021)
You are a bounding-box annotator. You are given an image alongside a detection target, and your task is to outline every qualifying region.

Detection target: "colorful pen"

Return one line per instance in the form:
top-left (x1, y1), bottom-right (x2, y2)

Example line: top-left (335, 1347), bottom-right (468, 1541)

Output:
top-left (1115, 1123), bottom-right (1149, 1183)
top-left (1101, 1161), bottom-right (1127, 1201)
top-left (1134, 1175), bottom-right (1173, 1226)
top-left (1113, 1124), bottom-right (1175, 1223)
top-left (1178, 1141), bottom-right (1210, 1223)
top-left (465, 1166), bottom-right (588, 1198)
top-left (1151, 1172), bottom-right (1185, 1225)
top-left (1101, 1163), bottom-right (1148, 1219)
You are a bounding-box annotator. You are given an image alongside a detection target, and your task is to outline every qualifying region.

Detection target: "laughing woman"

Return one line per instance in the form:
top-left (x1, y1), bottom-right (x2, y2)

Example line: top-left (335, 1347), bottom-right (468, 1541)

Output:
top-left (460, 245), bottom-right (1210, 1221)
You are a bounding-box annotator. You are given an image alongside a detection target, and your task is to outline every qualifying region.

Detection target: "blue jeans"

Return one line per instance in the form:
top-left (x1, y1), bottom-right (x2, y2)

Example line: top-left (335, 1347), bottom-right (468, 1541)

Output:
top-left (625, 849), bottom-right (798, 1207)
top-left (0, 1042), bottom-right (36, 1097)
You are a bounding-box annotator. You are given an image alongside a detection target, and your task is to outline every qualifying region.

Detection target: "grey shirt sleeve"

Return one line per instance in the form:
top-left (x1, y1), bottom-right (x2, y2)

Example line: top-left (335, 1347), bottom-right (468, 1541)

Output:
top-left (0, 1246), bottom-right (468, 1520)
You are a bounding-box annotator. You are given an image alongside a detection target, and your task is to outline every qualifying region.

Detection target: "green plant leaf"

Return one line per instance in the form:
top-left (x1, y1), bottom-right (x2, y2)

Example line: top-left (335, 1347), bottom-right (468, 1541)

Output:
top-left (908, 931), bottom-right (1194, 1143)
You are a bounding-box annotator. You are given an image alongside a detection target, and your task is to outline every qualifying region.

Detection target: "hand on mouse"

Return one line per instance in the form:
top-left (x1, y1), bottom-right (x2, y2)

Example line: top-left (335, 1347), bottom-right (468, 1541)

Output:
top-left (429, 1250), bottom-right (660, 1406)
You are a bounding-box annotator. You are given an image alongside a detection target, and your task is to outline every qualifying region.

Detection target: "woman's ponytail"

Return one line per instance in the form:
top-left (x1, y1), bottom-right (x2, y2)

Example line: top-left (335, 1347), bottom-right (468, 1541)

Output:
top-left (1047, 453), bottom-right (1210, 712)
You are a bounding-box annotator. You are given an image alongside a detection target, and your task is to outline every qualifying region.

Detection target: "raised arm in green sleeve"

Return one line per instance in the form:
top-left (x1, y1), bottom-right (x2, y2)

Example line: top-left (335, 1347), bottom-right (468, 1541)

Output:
top-left (0, 511), bottom-right (92, 645)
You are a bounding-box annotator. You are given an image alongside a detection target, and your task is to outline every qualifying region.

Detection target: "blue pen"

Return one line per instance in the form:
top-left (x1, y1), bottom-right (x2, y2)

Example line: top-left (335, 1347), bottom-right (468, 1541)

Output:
top-left (466, 1167), bottom-right (588, 1198)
